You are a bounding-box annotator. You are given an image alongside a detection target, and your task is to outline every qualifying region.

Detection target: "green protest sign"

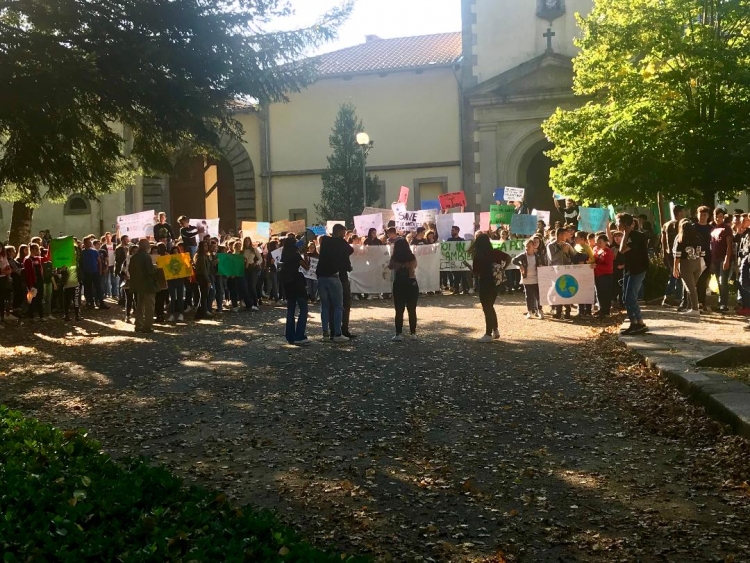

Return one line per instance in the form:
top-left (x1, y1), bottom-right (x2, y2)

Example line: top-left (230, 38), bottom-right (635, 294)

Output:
top-left (439, 241), bottom-right (472, 271)
top-left (491, 239), bottom-right (526, 258)
top-left (490, 205), bottom-right (514, 226)
top-left (217, 253), bottom-right (245, 277)
top-left (50, 236), bottom-right (75, 268)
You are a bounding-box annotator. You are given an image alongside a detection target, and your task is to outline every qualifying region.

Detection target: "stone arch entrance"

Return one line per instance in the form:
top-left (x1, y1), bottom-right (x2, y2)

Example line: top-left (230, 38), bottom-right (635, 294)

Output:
top-left (517, 141), bottom-right (554, 215)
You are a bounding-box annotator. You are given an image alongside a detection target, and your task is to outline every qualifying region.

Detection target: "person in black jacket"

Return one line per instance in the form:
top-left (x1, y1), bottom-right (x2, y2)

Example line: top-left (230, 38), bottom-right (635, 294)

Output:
top-left (280, 237), bottom-right (311, 346)
top-left (315, 223), bottom-right (353, 342)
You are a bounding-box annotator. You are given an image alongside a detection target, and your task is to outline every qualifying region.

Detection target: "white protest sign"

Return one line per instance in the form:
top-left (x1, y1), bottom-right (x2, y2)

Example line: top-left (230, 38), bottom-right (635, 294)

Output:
top-left (393, 203), bottom-right (419, 232)
top-left (270, 247), bottom-right (283, 264)
top-left (538, 264), bottom-right (596, 305)
top-left (504, 187), bottom-right (525, 201)
top-left (436, 212), bottom-right (475, 241)
top-left (412, 243), bottom-right (441, 293)
top-left (190, 218), bottom-right (221, 239)
top-left (302, 256), bottom-right (318, 280)
top-left (353, 213), bottom-right (383, 236)
top-left (440, 241), bottom-right (472, 271)
top-left (326, 220), bottom-right (345, 235)
top-left (117, 210), bottom-right (156, 239)
top-left (532, 209), bottom-right (551, 227)
top-left (416, 209), bottom-right (436, 226)
top-left (348, 245), bottom-right (392, 294)
top-left (362, 207), bottom-right (396, 225)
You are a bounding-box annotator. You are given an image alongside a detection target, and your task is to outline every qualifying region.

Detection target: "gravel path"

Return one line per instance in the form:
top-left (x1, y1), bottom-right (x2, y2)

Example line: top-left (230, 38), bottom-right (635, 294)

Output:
top-left (1, 294), bottom-right (749, 562)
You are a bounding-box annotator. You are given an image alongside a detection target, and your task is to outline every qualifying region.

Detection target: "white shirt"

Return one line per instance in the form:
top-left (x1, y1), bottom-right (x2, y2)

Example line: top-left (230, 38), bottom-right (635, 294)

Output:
top-left (523, 253), bottom-right (538, 284)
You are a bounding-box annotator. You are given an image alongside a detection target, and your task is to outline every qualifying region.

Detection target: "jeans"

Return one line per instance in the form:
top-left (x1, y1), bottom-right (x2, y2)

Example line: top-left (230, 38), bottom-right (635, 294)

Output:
top-left (478, 280), bottom-right (499, 335)
top-left (306, 278), bottom-right (318, 300)
top-left (329, 276), bottom-right (352, 335)
top-left (623, 270), bottom-right (646, 323)
top-left (523, 283), bottom-right (540, 313)
top-left (168, 279), bottom-right (184, 314)
top-left (318, 276), bottom-right (343, 336)
top-left (710, 261), bottom-right (731, 308)
top-left (393, 279), bottom-right (419, 335)
top-left (108, 267), bottom-right (119, 299)
top-left (286, 295), bottom-right (308, 343)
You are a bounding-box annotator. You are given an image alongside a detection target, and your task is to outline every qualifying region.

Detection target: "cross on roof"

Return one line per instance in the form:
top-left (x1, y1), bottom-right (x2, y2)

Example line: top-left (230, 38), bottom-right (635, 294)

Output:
top-left (543, 27), bottom-right (556, 51)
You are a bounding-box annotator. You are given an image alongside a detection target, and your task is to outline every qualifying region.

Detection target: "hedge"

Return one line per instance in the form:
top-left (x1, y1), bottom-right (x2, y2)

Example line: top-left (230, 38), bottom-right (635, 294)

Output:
top-left (0, 406), bottom-right (366, 562)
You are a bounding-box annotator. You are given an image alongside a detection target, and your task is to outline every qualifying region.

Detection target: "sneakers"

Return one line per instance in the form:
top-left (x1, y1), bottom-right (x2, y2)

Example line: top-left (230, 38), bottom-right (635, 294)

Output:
top-left (167, 314), bottom-right (175, 322)
top-left (392, 334), bottom-right (404, 342)
top-left (622, 323), bottom-right (649, 335)
top-left (492, 328), bottom-right (500, 340)
top-left (535, 310), bottom-right (544, 320)
top-left (681, 309), bottom-right (700, 317)
top-left (322, 332), bottom-right (331, 341)
top-left (251, 306), bottom-right (260, 312)
top-left (478, 334), bottom-right (493, 343)
top-left (409, 333), bottom-right (417, 339)
top-left (332, 335), bottom-right (349, 343)
top-left (177, 314), bottom-right (184, 322)
top-left (525, 312), bottom-right (532, 319)
top-left (295, 338), bottom-right (312, 347)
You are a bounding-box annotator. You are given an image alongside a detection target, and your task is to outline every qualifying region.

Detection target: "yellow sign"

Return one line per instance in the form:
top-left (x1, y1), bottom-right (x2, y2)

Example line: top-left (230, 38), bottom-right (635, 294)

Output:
top-left (156, 253), bottom-right (193, 280)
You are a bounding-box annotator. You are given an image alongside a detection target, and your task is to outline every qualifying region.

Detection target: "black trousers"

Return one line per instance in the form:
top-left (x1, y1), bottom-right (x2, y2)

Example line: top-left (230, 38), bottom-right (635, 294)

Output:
top-left (595, 274), bottom-right (613, 315)
top-left (393, 279), bottom-right (419, 334)
top-left (63, 286), bottom-right (81, 318)
top-left (523, 283), bottom-right (540, 313)
top-left (479, 281), bottom-right (499, 335)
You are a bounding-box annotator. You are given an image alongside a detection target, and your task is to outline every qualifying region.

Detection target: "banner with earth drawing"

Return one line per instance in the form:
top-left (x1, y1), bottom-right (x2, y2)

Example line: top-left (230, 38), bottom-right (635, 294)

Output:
top-left (538, 264), bottom-right (596, 305)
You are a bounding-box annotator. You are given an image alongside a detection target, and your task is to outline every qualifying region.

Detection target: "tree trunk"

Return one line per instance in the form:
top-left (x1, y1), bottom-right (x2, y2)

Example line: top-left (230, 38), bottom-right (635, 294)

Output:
top-left (701, 187), bottom-right (716, 208)
top-left (9, 201), bottom-right (33, 247)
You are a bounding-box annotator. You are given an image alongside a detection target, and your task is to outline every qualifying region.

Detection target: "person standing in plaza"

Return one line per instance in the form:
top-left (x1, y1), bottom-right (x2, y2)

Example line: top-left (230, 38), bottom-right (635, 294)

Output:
top-left (315, 223), bottom-right (352, 343)
top-left (618, 213), bottom-right (650, 335)
top-left (546, 228), bottom-right (576, 319)
top-left (128, 239), bottom-right (158, 333)
top-left (469, 233), bottom-right (510, 342)
top-left (710, 207), bottom-right (734, 313)
top-left (280, 236), bottom-right (311, 346)
top-left (660, 205), bottom-right (684, 307)
top-left (672, 219), bottom-right (705, 317)
top-left (389, 238), bottom-right (419, 341)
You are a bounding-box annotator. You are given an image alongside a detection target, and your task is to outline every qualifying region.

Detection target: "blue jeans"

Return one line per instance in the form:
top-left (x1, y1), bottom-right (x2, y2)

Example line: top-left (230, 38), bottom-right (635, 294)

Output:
top-left (623, 271), bottom-right (646, 324)
top-left (286, 295), bottom-right (308, 343)
top-left (318, 276), bottom-right (343, 335)
top-left (710, 261), bottom-right (731, 308)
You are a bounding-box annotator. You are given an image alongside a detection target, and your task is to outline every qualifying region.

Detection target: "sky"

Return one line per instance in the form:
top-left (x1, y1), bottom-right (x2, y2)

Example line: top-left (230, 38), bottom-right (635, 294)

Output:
top-left (275, 0), bottom-right (462, 55)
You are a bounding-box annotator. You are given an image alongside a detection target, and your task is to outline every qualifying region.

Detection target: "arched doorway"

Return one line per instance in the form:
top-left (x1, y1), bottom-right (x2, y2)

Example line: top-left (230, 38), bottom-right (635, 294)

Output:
top-left (524, 149), bottom-right (554, 214)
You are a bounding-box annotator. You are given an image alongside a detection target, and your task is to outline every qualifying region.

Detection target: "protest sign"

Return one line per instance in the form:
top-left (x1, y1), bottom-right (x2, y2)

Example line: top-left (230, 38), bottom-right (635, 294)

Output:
top-left (156, 253), bottom-right (193, 280)
top-left (413, 243), bottom-right (441, 293)
top-left (578, 207), bottom-right (609, 233)
top-left (240, 221), bottom-right (270, 243)
top-left (309, 225), bottom-right (327, 236)
top-left (510, 214), bottom-right (538, 236)
top-left (440, 241), bottom-right (472, 271)
top-left (538, 264), bottom-right (596, 305)
top-left (398, 186), bottom-right (409, 205)
top-left (490, 204), bottom-right (514, 226)
top-left (349, 245), bottom-right (392, 294)
top-left (395, 209), bottom-right (419, 232)
top-left (533, 209), bottom-right (551, 227)
top-left (50, 236), bottom-right (75, 268)
top-left (504, 187), bottom-right (525, 201)
top-left (302, 257), bottom-right (318, 280)
top-left (493, 188), bottom-right (504, 202)
top-left (420, 200), bottom-right (441, 211)
top-left (553, 192), bottom-right (566, 200)
top-left (270, 219), bottom-right (307, 235)
top-left (607, 205), bottom-right (617, 222)
top-left (479, 212), bottom-right (490, 232)
top-left (354, 213), bottom-right (383, 236)
top-left (326, 220), bottom-right (345, 235)
top-left (492, 238), bottom-right (526, 259)
top-left (362, 206), bottom-right (396, 225)
top-left (190, 218), bottom-right (220, 239)
top-left (438, 191), bottom-right (467, 210)
top-left (117, 210), bottom-right (156, 239)
top-left (436, 212), bottom-right (475, 241)
top-left (217, 253), bottom-right (245, 277)
top-left (416, 209), bottom-right (436, 226)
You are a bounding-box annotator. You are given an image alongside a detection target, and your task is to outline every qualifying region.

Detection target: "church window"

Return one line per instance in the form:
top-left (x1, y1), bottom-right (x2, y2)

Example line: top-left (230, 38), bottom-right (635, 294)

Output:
top-left (64, 195), bottom-right (91, 215)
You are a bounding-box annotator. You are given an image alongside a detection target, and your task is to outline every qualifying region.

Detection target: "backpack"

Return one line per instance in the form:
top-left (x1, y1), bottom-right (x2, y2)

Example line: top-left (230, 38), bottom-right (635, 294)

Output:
top-left (42, 261), bottom-right (53, 283)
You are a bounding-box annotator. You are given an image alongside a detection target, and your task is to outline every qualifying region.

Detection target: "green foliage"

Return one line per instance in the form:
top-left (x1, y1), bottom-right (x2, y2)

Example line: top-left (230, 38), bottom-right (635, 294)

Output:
top-left (645, 253), bottom-right (671, 300)
top-left (543, 0), bottom-right (750, 206)
top-left (316, 103), bottom-right (380, 225)
top-left (0, 406), bottom-right (367, 562)
top-left (0, 0), bottom-right (352, 204)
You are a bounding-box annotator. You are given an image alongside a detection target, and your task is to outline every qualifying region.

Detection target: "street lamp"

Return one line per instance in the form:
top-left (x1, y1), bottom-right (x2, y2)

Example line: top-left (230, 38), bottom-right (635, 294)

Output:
top-left (356, 132), bottom-right (373, 205)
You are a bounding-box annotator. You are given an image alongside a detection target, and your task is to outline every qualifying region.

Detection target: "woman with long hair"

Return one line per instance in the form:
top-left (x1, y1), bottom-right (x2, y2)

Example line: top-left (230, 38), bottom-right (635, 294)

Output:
top-left (242, 236), bottom-right (261, 310)
top-left (469, 233), bottom-right (510, 342)
top-left (672, 218), bottom-right (705, 317)
top-left (280, 236), bottom-right (311, 346)
top-left (363, 228), bottom-right (383, 246)
top-left (194, 239), bottom-right (212, 320)
top-left (388, 238), bottom-right (419, 341)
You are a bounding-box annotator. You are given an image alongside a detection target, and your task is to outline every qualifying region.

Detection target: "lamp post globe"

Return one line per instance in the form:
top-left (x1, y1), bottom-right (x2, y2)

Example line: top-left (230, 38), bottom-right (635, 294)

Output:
top-left (356, 132), bottom-right (370, 146)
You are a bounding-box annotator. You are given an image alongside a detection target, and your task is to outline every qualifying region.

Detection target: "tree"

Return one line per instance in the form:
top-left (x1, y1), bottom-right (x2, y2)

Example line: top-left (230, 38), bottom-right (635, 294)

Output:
top-left (0, 0), bottom-right (352, 244)
top-left (542, 0), bottom-right (750, 207)
top-left (316, 103), bottom-right (380, 225)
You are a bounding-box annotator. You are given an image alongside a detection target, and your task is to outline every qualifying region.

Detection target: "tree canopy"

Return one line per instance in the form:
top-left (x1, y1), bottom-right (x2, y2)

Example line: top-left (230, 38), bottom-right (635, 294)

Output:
top-left (0, 0), bottom-right (352, 206)
top-left (543, 0), bottom-right (750, 206)
top-left (316, 103), bottom-right (380, 225)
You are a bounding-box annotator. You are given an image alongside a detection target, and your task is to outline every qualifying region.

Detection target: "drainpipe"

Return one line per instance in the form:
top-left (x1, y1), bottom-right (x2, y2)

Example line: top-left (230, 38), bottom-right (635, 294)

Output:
top-left (263, 106), bottom-right (273, 221)
top-left (452, 62), bottom-right (465, 203)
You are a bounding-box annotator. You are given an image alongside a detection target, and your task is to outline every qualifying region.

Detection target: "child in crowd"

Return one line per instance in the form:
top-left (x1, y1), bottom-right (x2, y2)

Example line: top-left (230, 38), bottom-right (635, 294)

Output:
top-left (573, 231), bottom-right (595, 317)
top-left (593, 234), bottom-right (614, 317)
top-left (513, 238), bottom-right (545, 319)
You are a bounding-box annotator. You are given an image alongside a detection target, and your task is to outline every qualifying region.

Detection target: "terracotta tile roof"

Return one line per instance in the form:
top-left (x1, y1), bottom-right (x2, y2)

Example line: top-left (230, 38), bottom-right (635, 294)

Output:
top-left (315, 32), bottom-right (462, 77)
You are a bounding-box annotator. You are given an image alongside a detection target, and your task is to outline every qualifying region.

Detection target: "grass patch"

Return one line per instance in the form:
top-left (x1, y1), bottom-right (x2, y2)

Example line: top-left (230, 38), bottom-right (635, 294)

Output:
top-left (0, 406), bottom-right (366, 562)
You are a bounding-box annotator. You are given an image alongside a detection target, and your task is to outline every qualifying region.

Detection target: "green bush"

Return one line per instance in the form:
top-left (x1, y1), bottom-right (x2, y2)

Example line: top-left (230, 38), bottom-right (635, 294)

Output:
top-left (0, 406), bottom-right (367, 562)
top-left (645, 253), bottom-right (670, 301)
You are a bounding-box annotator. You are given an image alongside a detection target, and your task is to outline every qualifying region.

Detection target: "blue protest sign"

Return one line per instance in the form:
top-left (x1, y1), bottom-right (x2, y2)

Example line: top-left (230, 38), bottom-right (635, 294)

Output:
top-left (421, 200), bottom-right (441, 211)
top-left (578, 207), bottom-right (609, 233)
top-left (510, 214), bottom-right (538, 236)
top-left (493, 188), bottom-right (504, 202)
top-left (553, 193), bottom-right (566, 200)
top-left (309, 226), bottom-right (326, 236)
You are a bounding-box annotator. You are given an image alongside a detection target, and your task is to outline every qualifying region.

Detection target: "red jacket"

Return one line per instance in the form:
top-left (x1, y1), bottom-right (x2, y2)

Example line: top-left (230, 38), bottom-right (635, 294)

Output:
top-left (23, 254), bottom-right (48, 289)
top-left (594, 246), bottom-right (614, 277)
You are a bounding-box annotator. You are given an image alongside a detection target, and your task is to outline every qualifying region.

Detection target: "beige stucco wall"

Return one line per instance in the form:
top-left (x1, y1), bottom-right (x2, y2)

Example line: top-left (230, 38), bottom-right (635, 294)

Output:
top-left (271, 165), bottom-right (461, 223)
top-left (472, 0), bottom-right (592, 84)
top-left (269, 68), bottom-right (460, 171)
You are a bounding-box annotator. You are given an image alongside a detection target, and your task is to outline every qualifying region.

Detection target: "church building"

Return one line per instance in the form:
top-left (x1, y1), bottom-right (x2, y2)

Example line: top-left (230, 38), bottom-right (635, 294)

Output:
top-left (0, 0), bottom-right (593, 237)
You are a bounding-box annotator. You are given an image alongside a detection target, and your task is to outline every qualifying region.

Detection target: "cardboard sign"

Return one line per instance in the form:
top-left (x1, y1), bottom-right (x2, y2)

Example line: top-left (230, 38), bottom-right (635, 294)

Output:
top-left (490, 204), bottom-right (514, 226)
top-left (538, 265), bottom-right (596, 305)
top-left (440, 241), bottom-right (472, 271)
top-left (398, 186), bottom-right (410, 205)
top-left (217, 253), bottom-right (245, 277)
top-left (416, 209), bottom-right (436, 226)
top-left (533, 209), bottom-right (551, 227)
top-left (270, 219), bottom-right (307, 235)
top-left (156, 253), bottom-right (193, 280)
top-left (510, 214), bottom-right (538, 236)
top-left (504, 187), bottom-right (525, 202)
top-left (436, 212), bottom-right (475, 241)
top-left (240, 221), bottom-right (270, 243)
top-left (50, 236), bottom-right (75, 268)
top-left (190, 218), bottom-right (220, 239)
top-left (394, 205), bottom-right (419, 232)
top-left (438, 191), bottom-right (467, 210)
top-left (354, 213), bottom-right (383, 236)
top-left (421, 200), bottom-right (441, 211)
top-left (117, 210), bottom-right (156, 239)
top-left (302, 257), bottom-right (318, 280)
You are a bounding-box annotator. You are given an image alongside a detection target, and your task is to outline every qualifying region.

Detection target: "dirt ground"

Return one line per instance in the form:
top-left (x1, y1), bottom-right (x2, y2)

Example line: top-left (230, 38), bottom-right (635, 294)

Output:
top-left (1, 293), bottom-right (749, 562)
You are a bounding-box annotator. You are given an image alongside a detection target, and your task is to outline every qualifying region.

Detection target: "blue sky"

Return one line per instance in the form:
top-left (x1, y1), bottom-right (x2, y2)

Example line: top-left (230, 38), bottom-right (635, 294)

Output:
top-left (276, 0), bottom-right (462, 54)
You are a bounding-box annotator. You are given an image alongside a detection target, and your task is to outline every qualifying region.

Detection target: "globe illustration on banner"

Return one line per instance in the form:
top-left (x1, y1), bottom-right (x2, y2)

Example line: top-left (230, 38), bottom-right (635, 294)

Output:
top-left (555, 274), bottom-right (578, 298)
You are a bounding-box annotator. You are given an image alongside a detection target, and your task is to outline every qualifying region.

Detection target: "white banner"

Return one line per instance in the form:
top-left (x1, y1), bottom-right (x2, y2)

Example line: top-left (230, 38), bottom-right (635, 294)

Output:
top-left (538, 265), bottom-right (596, 305)
top-left (349, 245), bottom-right (392, 294)
top-left (302, 256), bottom-right (318, 280)
top-left (436, 212), bottom-right (475, 241)
top-left (533, 209), bottom-right (551, 227)
top-left (353, 213), bottom-right (383, 236)
top-left (117, 210), bottom-right (156, 239)
top-left (190, 218), bottom-right (221, 239)
top-left (413, 244), bottom-right (441, 292)
top-left (504, 187), bottom-right (525, 201)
